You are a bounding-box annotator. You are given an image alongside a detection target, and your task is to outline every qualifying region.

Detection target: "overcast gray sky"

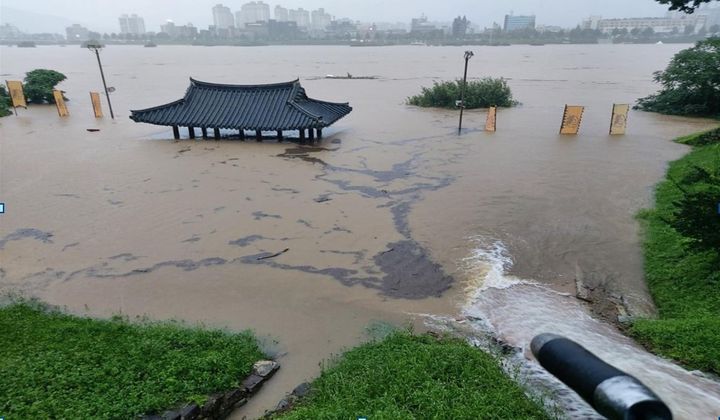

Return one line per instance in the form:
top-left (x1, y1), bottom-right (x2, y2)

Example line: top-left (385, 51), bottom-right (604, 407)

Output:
top-left (1, 0), bottom-right (678, 34)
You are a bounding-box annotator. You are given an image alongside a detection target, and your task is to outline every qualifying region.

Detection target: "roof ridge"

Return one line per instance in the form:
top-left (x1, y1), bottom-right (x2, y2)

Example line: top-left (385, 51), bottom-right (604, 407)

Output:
top-left (189, 78), bottom-right (300, 89)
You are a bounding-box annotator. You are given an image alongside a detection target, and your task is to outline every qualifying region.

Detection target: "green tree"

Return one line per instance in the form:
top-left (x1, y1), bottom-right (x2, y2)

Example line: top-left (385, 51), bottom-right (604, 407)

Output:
top-left (670, 163), bottom-right (720, 252)
top-left (656, 0), bottom-right (718, 13)
top-left (23, 69), bottom-right (67, 104)
top-left (0, 85), bottom-right (13, 117)
top-left (636, 38), bottom-right (720, 116)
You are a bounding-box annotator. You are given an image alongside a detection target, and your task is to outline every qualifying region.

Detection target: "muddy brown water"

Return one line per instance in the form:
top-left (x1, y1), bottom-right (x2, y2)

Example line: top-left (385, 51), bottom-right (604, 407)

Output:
top-left (1, 44), bottom-right (718, 418)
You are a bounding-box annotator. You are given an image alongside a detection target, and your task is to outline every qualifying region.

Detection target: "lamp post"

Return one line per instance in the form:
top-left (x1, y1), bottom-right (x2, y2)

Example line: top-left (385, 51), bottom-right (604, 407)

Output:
top-left (458, 50), bottom-right (474, 135)
top-left (86, 43), bottom-right (115, 119)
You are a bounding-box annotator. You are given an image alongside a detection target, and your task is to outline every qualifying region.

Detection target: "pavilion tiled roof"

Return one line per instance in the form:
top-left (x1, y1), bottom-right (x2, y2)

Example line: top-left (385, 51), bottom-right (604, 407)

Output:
top-left (129, 79), bottom-right (352, 131)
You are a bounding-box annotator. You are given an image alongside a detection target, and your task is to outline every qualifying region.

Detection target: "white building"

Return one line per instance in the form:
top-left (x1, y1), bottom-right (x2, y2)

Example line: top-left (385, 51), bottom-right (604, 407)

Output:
top-left (212, 4), bottom-right (235, 29)
top-left (288, 8), bottom-right (310, 28)
top-left (597, 15), bottom-right (707, 34)
top-left (581, 15), bottom-right (602, 30)
top-left (274, 6), bottom-right (289, 22)
top-left (236, 1), bottom-right (271, 27)
top-left (311, 8), bottom-right (332, 30)
top-left (119, 14), bottom-right (146, 35)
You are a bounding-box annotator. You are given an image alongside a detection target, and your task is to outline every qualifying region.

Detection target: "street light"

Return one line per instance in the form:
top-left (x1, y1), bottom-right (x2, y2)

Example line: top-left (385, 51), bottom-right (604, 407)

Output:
top-left (458, 50), bottom-right (474, 135)
top-left (86, 42), bottom-right (115, 119)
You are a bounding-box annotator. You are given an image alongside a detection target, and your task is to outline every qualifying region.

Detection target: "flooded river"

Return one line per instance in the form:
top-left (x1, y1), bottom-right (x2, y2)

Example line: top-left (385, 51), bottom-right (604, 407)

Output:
top-left (1, 44), bottom-right (718, 418)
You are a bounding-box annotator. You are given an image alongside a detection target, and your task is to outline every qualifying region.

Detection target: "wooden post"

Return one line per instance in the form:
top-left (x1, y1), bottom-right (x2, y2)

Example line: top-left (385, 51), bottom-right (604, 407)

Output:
top-left (172, 126), bottom-right (180, 139)
top-left (256, 130), bottom-right (262, 142)
top-left (277, 130), bottom-right (283, 142)
top-left (308, 128), bottom-right (315, 144)
top-left (201, 127), bottom-right (208, 139)
top-left (239, 129), bottom-right (245, 141)
top-left (299, 129), bottom-right (306, 143)
top-left (317, 128), bottom-right (323, 139)
top-left (188, 127), bottom-right (195, 139)
top-left (214, 128), bottom-right (221, 139)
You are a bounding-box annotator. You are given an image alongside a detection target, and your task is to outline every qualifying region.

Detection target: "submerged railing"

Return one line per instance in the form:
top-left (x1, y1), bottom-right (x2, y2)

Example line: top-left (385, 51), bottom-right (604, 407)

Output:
top-left (531, 333), bottom-right (672, 420)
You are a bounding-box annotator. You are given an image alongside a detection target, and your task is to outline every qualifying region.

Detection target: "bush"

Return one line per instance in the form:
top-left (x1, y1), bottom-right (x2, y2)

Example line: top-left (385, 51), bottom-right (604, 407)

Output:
top-left (23, 69), bottom-right (67, 104)
top-left (0, 85), bottom-right (12, 117)
top-left (635, 38), bottom-right (720, 117)
top-left (407, 78), bottom-right (518, 109)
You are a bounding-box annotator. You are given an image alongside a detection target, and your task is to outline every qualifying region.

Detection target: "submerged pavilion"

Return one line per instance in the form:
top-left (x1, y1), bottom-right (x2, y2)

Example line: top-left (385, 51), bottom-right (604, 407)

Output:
top-left (129, 78), bottom-right (352, 142)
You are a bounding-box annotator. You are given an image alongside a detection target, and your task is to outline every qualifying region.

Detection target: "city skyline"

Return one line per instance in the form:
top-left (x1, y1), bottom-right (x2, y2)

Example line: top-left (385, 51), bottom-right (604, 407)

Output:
top-left (1, 0), bottom-right (687, 35)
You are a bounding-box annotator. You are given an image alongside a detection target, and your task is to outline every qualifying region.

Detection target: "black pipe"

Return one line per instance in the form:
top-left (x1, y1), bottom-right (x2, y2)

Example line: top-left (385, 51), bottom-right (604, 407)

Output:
top-left (531, 333), bottom-right (672, 420)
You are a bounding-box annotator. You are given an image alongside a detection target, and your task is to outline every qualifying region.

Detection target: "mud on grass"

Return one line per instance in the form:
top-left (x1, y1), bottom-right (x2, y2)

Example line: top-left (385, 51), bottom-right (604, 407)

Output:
top-left (0, 301), bottom-right (266, 419)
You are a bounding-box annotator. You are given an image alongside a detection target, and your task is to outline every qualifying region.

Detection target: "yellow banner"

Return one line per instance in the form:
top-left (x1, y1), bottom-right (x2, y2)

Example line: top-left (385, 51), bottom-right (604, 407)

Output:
top-left (90, 92), bottom-right (103, 118)
top-left (485, 106), bottom-right (497, 132)
top-left (609, 104), bottom-right (629, 135)
top-left (560, 105), bottom-right (585, 135)
top-left (6, 80), bottom-right (26, 108)
top-left (53, 90), bottom-right (69, 117)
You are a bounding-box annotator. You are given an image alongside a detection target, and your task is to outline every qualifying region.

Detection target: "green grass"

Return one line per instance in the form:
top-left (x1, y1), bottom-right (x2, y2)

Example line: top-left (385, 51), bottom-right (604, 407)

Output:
top-left (0, 301), bottom-right (266, 419)
top-left (631, 127), bottom-right (720, 374)
top-left (274, 332), bottom-right (550, 420)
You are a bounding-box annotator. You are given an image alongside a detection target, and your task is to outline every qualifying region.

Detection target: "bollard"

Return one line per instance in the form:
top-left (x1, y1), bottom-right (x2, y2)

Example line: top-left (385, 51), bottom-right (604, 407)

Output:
top-left (531, 333), bottom-right (672, 420)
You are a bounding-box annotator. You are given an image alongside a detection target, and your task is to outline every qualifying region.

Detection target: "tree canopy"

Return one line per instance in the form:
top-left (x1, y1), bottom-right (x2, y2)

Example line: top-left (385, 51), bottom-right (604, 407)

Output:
top-left (636, 38), bottom-right (720, 117)
top-left (23, 69), bottom-right (67, 104)
top-left (656, 0), bottom-right (718, 13)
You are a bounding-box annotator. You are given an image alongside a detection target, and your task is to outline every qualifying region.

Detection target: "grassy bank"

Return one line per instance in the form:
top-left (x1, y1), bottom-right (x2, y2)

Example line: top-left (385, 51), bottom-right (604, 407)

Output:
top-left (0, 301), bottom-right (265, 418)
top-left (631, 127), bottom-right (720, 375)
top-left (274, 332), bottom-right (550, 419)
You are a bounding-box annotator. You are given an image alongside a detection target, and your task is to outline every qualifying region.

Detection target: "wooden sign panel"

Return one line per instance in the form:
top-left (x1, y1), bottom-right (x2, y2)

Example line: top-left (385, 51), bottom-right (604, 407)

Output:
top-left (6, 80), bottom-right (27, 108)
top-left (609, 104), bottom-right (629, 135)
top-left (560, 105), bottom-right (585, 135)
top-left (90, 92), bottom-right (103, 118)
top-left (485, 106), bottom-right (497, 132)
top-left (53, 90), bottom-right (69, 117)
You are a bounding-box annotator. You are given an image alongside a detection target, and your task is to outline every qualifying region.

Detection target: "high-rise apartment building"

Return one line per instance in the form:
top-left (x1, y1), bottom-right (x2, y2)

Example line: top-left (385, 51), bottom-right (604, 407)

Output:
top-left (212, 4), bottom-right (235, 29)
top-left (119, 14), bottom-right (146, 35)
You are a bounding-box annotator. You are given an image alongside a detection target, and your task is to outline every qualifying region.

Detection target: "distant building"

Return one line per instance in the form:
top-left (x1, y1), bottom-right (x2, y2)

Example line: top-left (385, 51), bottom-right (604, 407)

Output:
top-left (311, 8), bottom-right (332, 31)
top-left (410, 15), bottom-right (437, 33)
top-left (581, 15), bottom-right (602, 31)
top-left (212, 4), bottom-right (235, 29)
top-left (698, 5), bottom-right (720, 27)
top-left (503, 14), bottom-right (536, 32)
top-left (597, 15), bottom-right (707, 34)
top-left (66, 24), bottom-right (90, 41)
top-left (274, 6), bottom-right (289, 22)
top-left (119, 14), bottom-right (146, 35)
top-left (236, 1), bottom-right (271, 27)
top-left (160, 20), bottom-right (177, 37)
top-left (288, 8), bottom-right (310, 28)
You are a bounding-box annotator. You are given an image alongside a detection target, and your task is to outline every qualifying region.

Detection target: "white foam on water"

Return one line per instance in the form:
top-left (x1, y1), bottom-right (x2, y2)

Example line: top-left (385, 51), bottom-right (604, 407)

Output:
top-left (460, 238), bottom-right (720, 420)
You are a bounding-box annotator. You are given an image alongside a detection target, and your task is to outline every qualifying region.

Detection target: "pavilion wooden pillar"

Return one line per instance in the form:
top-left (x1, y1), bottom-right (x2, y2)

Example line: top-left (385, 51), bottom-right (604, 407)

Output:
top-left (317, 128), bottom-right (323, 139)
top-left (214, 128), bottom-right (221, 139)
top-left (299, 129), bottom-right (306, 144)
top-left (277, 130), bottom-right (283, 142)
top-left (256, 130), bottom-right (263, 142)
top-left (172, 126), bottom-right (180, 139)
top-left (188, 127), bottom-right (196, 139)
top-left (201, 127), bottom-right (208, 139)
top-left (308, 128), bottom-right (315, 144)
top-left (239, 129), bottom-right (245, 141)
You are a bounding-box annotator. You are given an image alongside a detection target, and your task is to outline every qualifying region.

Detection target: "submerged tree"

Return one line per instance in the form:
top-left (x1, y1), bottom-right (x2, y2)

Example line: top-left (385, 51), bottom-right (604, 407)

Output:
top-left (23, 69), bottom-right (67, 104)
top-left (0, 85), bottom-right (12, 117)
top-left (635, 38), bottom-right (720, 117)
top-left (407, 78), bottom-right (517, 109)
